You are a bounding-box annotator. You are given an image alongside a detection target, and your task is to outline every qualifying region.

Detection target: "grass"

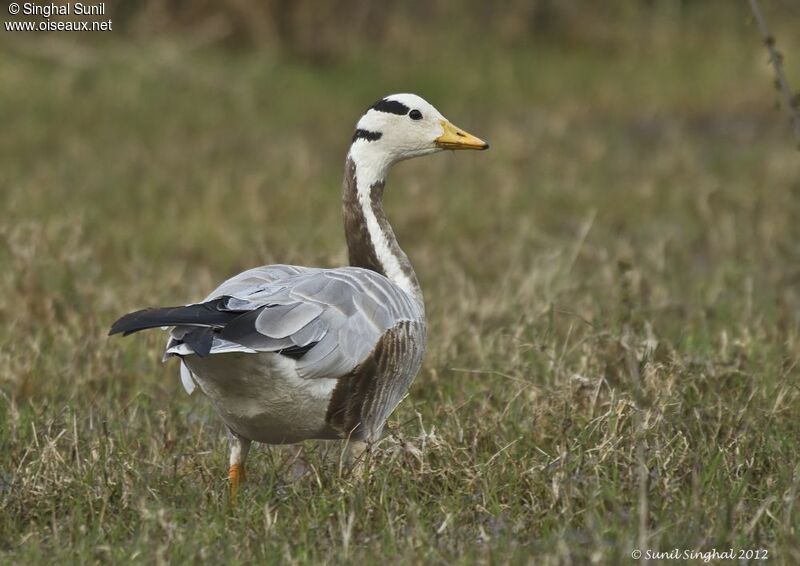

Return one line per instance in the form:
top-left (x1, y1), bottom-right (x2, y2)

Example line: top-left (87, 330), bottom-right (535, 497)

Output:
top-left (2, 11), bottom-right (800, 564)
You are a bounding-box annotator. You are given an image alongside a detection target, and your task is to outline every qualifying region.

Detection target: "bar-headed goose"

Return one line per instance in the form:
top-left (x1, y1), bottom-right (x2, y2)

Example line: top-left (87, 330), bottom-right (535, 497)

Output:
top-left (110, 94), bottom-right (488, 497)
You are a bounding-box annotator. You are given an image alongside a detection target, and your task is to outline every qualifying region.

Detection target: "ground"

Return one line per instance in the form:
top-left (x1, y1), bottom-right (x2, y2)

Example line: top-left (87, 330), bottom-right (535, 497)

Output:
top-left (1, 10), bottom-right (800, 564)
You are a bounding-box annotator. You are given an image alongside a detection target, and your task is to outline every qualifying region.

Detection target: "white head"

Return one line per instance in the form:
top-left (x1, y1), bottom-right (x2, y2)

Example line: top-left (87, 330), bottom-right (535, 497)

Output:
top-left (349, 93), bottom-right (488, 173)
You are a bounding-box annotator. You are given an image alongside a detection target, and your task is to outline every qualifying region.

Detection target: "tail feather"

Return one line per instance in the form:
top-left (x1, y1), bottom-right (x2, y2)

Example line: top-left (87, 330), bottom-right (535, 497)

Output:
top-left (108, 298), bottom-right (235, 336)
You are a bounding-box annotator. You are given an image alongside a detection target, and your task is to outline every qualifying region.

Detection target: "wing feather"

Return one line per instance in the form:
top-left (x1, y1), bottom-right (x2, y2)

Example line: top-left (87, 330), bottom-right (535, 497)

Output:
top-left (165, 266), bottom-right (423, 380)
top-left (254, 303), bottom-right (324, 338)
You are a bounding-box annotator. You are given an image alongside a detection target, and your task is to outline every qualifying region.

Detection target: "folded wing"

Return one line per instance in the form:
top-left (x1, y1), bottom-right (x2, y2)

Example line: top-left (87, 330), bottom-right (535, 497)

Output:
top-left (111, 265), bottom-right (423, 382)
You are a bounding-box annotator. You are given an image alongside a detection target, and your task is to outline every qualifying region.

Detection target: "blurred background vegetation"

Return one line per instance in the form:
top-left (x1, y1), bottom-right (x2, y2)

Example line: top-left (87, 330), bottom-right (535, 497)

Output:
top-left (4, 0), bottom-right (799, 58)
top-left (2, 0), bottom-right (800, 564)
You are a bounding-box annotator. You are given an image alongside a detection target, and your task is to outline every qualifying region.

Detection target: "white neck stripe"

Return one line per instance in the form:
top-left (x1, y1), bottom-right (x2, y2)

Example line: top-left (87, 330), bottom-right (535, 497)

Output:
top-left (348, 146), bottom-right (418, 300)
top-left (355, 175), bottom-right (416, 298)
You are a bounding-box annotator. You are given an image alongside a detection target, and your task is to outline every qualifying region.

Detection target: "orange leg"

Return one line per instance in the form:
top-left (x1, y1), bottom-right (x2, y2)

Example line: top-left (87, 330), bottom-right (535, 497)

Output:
top-left (228, 434), bottom-right (251, 501)
top-left (228, 463), bottom-right (244, 499)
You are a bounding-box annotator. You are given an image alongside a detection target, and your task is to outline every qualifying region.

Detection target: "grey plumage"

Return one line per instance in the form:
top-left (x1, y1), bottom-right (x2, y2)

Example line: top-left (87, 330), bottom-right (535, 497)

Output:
top-left (164, 266), bottom-right (424, 384)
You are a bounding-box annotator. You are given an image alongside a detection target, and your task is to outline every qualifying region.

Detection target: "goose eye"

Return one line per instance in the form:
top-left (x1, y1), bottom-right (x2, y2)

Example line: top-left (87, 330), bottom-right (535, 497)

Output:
top-left (409, 110), bottom-right (423, 121)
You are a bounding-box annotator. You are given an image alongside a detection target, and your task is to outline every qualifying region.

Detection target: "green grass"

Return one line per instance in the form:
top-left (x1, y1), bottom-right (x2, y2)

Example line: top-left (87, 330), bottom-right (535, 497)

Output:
top-left (2, 16), bottom-right (800, 564)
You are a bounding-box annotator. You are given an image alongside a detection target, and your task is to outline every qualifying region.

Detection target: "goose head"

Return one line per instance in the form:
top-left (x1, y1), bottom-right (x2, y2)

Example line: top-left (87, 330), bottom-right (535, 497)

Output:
top-left (351, 93), bottom-right (488, 167)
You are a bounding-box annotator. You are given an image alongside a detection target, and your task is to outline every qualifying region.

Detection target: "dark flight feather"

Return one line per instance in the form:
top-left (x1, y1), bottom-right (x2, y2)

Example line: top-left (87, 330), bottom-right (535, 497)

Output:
top-left (108, 297), bottom-right (236, 336)
top-left (277, 342), bottom-right (320, 359)
top-left (110, 298), bottom-right (322, 360)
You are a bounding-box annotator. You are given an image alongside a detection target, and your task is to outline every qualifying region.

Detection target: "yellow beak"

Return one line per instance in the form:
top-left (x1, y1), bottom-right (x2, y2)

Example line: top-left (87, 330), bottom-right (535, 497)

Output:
top-left (435, 120), bottom-right (489, 150)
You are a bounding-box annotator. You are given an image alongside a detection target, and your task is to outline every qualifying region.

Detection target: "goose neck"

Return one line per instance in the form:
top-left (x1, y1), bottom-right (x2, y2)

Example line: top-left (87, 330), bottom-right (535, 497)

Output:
top-left (342, 150), bottom-right (422, 306)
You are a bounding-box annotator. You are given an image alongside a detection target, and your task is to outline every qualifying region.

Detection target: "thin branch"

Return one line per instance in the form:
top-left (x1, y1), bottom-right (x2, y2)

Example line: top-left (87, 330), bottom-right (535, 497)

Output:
top-left (748, 0), bottom-right (800, 146)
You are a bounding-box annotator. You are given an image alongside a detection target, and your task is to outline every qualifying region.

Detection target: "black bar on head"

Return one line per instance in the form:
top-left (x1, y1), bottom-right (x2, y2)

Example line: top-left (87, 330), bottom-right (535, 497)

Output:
top-left (370, 99), bottom-right (410, 115)
top-left (353, 129), bottom-right (383, 142)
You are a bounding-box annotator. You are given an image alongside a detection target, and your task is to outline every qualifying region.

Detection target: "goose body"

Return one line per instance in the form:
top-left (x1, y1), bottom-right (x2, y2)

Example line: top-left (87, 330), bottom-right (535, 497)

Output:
top-left (110, 94), bottom-right (487, 494)
top-left (170, 265), bottom-right (425, 444)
